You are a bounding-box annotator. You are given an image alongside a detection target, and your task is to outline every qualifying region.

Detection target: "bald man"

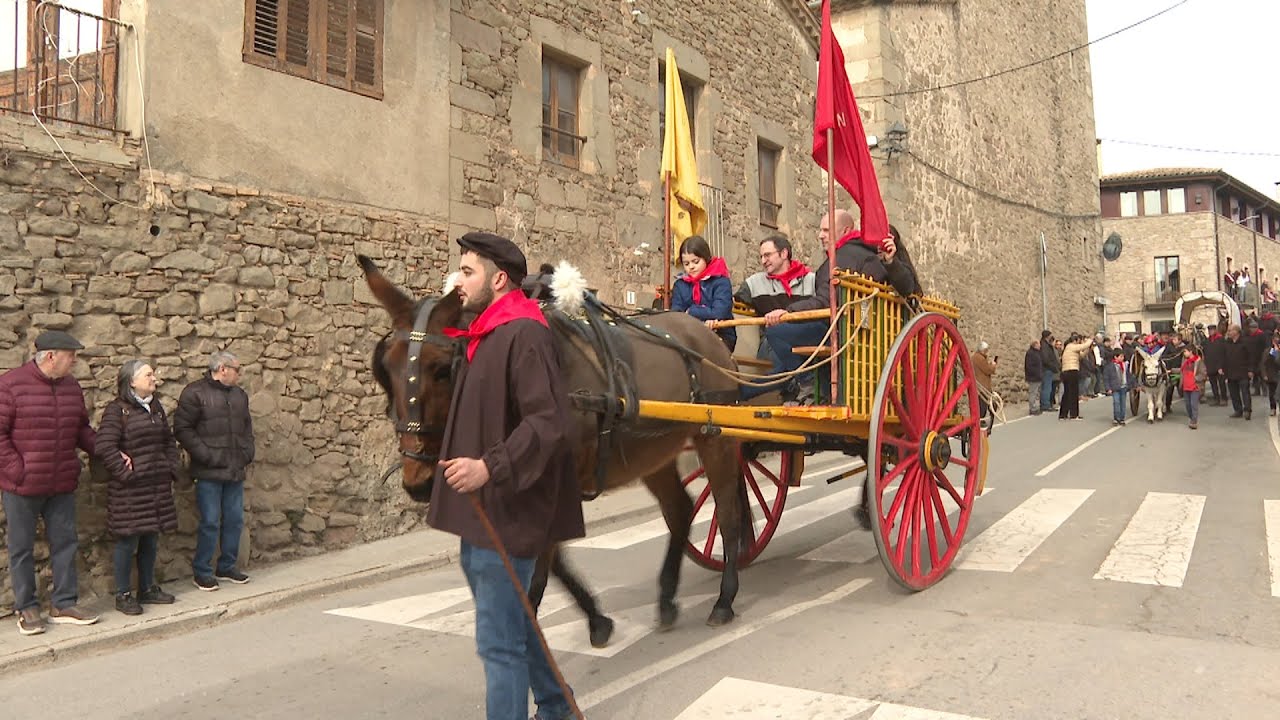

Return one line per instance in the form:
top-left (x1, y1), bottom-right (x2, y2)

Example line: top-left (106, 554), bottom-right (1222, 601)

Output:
top-left (786, 209), bottom-right (913, 314)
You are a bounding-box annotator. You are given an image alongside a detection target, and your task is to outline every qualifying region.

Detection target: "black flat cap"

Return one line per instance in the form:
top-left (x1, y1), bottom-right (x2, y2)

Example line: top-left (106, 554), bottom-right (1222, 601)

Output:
top-left (34, 330), bottom-right (84, 351)
top-left (457, 231), bottom-right (528, 283)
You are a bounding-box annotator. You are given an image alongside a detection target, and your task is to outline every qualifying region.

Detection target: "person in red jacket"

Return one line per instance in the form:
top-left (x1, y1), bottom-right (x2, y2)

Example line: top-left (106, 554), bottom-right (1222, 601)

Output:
top-left (0, 331), bottom-right (100, 634)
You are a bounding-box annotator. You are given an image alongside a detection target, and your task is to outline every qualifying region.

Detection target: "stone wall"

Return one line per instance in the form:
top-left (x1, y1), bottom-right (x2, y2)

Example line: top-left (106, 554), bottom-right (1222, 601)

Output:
top-left (0, 115), bottom-right (446, 602)
top-left (447, 0), bottom-right (826, 306)
top-left (834, 0), bottom-right (1105, 403)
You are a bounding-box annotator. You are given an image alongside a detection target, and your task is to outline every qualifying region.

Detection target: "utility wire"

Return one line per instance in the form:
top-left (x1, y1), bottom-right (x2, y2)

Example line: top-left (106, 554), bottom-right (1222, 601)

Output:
top-left (863, 0), bottom-right (1191, 99)
top-left (1100, 138), bottom-right (1280, 159)
top-left (902, 149), bottom-right (1100, 221)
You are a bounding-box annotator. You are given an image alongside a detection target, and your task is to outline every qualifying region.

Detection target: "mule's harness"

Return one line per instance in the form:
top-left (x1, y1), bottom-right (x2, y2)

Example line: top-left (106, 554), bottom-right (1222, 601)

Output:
top-left (393, 298), bottom-right (461, 465)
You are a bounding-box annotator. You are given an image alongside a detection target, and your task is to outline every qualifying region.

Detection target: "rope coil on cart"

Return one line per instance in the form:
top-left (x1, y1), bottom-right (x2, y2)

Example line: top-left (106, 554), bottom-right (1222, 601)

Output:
top-left (703, 294), bottom-right (878, 389)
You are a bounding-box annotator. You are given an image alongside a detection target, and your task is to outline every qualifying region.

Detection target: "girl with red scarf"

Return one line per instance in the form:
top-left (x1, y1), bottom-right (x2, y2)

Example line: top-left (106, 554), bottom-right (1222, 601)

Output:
top-left (671, 235), bottom-right (736, 351)
top-left (1180, 346), bottom-right (1207, 430)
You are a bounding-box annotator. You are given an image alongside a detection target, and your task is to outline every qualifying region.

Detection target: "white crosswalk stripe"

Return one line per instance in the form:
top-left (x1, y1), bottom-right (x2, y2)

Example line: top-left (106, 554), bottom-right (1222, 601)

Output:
top-left (1263, 499), bottom-right (1280, 597)
top-left (673, 677), bottom-right (987, 720)
top-left (1094, 492), bottom-right (1206, 587)
top-left (954, 488), bottom-right (1094, 572)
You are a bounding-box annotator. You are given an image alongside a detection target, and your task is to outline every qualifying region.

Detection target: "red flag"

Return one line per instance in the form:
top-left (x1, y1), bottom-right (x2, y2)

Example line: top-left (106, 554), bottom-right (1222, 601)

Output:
top-left (812, 0), bottom-right (889, 251)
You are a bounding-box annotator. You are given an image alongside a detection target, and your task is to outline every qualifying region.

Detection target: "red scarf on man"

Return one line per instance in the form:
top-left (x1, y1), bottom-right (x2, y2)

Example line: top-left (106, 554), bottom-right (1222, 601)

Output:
top-left (833, 228), bottom-right (886, 253)
top-left (679, 257), bottom-right (729, 305)
top-left (766, 261), bottom-right (812, 296)
top-left (444, 290), bottom-right (548, 362)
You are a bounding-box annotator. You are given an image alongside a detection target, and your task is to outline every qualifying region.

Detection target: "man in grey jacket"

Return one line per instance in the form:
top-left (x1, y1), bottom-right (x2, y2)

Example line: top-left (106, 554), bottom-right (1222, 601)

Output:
top-left (1039, 330), bottom-right (1060, 410)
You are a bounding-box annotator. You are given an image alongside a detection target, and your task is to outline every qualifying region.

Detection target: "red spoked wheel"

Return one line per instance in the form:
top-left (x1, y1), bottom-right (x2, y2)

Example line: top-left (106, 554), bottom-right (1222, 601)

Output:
top-left (868, 313), bottom-right (982, 591)
top-left (680, 448), bottom-right (799, 571)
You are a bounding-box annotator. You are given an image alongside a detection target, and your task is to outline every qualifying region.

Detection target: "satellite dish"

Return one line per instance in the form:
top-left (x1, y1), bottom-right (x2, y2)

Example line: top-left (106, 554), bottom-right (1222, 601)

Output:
top-left (1102, 232), bottom-right (1123, 262)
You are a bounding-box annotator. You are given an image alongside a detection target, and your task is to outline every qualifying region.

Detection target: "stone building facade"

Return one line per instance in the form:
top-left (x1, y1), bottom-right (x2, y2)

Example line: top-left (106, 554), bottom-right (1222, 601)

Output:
top-left (0, 0), bottom-right (1104, 600)
top-left (1100, 168), bottom-right (1280, 336)
top-left (831, 0), bottom-right (1104, 398)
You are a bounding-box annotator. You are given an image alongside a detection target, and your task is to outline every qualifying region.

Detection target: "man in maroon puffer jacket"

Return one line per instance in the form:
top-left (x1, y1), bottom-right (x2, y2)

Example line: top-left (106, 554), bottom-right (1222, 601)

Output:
top-left (0, 330), bottom-right (100, 634)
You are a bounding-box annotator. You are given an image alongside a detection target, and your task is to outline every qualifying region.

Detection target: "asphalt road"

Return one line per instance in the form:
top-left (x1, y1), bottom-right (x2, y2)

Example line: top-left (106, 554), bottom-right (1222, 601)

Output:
top-left (3, 394), bottom-right (1279, 719)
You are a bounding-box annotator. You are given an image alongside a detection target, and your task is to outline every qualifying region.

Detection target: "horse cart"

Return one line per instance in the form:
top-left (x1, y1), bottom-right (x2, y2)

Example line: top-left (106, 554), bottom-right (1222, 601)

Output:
top-left (655, 272), bottom-right (988, 591)
top-left (1174, 290), bottom-right (1241, 346)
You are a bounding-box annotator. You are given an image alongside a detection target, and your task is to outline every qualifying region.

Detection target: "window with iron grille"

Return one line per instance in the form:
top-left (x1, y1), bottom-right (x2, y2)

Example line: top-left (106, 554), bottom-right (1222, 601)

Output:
top-left (542, 52), bottom-right (584, 168)
top-left (758, 140), bottom-right (782, 229)
top-left (243, 0), bottom-right (383, 100)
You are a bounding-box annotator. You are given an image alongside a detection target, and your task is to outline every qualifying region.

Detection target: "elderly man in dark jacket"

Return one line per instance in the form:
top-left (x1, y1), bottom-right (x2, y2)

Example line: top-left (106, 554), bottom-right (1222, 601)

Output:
top-left (174, 351), bottom-right (255, 591)
top-left (1025, 339), bottom-right (1045, 414)
top-left (1202, 328), bottom-right (1227, 405)
top-left (0, 331), bottom-right (100, 634)
top-left (1222, 324), bottom-right (1254, 419)
top-left (1039, 330), bottom-right (1060, 410)
top-left (433, 232), bottom-right (583, 720)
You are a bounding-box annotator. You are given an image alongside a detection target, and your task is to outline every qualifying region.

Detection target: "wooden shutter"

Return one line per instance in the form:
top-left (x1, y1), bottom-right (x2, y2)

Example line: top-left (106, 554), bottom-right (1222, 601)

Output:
top-left (244, 0), bottom-right (382, 98)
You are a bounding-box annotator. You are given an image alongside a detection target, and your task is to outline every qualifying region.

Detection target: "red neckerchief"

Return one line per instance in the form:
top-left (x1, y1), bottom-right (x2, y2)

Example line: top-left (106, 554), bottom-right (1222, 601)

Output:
top-left (834, 228), bottom-right (886, 253)
top-left (679, 257), bottom-right (729, 305)
top-left (443, 291), bottom-right (548, 362)
top-left (766, 261), bottom-right (812, 296)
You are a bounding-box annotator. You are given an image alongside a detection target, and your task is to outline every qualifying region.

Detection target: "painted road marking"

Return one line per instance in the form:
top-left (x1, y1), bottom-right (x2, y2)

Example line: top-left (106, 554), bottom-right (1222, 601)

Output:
top-left (578, 579), bottom-right (872, 712)
top-left (955, 488), bottom-right (1094, 572)
top-left (572, 458), bottom-right (863, 551)
top-left (1094, 492), bottom-right (1206, 587)
top-left (1266, 500), bottom-right (1280, 597)
top-left (1034, 426), bottom-right (1121, 477)
top-left (327, 585), bottom-right (722, 658)
top-left (801, 488), bottom-right (996, 565)
top-left (673, 677), bottom-right (987, 720)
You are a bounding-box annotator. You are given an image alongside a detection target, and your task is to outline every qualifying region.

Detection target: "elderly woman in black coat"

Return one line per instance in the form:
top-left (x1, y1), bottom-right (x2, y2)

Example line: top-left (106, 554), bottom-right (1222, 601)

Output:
top-left (95, 360), bottom-right (181, 615)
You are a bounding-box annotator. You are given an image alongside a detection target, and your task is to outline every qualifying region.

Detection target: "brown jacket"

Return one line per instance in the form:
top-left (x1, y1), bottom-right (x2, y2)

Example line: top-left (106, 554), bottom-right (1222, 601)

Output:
top-left (94, 395), bottom-right (180, 537)
top-left (971, 350), bottom-right (996, 391)
top-left (428, 316), bottom-right (584, 557)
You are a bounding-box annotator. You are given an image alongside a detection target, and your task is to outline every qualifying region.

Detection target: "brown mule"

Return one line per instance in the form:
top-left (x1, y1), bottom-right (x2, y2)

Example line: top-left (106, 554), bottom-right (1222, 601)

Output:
top-left (358, 256), bottom-right (748, 642)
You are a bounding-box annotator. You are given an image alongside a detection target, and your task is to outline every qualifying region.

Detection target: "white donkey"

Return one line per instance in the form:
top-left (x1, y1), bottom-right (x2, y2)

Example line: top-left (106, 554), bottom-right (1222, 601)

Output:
top-left (1131, 344), bottom-right (1168, 423)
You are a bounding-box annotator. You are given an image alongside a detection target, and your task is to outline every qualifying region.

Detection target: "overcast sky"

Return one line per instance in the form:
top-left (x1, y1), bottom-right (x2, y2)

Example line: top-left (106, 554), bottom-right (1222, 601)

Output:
top-left (1087, 0), bottom-right (1279, 198)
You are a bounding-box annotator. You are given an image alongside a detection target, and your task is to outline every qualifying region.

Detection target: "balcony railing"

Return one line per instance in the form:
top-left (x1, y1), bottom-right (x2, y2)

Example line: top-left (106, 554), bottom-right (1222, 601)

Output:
top-left (1143, 278), bottom-right (1200, 308)
top-left (0, 1), bottom-right (123, 131)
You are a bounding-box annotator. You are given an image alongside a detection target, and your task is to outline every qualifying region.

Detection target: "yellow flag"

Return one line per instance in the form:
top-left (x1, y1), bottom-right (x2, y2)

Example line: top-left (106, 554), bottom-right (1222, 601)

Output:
top-left (660, 48), bottom-right (706, 249)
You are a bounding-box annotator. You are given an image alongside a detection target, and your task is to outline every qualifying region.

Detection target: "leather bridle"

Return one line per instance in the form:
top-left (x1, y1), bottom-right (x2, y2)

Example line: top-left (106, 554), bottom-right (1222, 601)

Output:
top-left (392, 298), bottom-right (460, 465)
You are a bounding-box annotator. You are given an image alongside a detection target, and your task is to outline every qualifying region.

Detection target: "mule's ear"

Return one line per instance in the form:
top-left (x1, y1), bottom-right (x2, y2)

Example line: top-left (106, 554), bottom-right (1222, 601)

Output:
top-left (358, 255), bottom-right (415, 328)
top-left (428, 288), bottom-right (464, 333)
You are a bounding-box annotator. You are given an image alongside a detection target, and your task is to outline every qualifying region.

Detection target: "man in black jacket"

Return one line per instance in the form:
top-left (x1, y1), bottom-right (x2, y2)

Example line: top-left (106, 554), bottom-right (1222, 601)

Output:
top-left (174, 351), bottom-right (255, 591)
top-left (1025, 339), bottom-right (1045, 414)
top-left (1222, 325), bottom-right (1254, 419)
top-left (1203, 326), bottom-right (1228, 405)
top-left (1039, 330), bottom-right (1060, 410)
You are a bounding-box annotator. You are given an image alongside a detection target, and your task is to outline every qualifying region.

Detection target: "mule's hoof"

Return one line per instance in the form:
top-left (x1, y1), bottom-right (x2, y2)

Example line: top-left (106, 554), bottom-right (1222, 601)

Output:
top-left (706, 606), bottom-right (735, 627)
top-left (589, 616), bottom-right (616, 648)
top-left (853, 505), bottom-right (873, 531)
top-left (657, 602), bottom-right (679, 631)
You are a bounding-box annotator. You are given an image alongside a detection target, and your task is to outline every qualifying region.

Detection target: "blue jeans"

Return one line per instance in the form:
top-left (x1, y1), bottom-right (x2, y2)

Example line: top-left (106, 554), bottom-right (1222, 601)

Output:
top-left (1041, 371), bottom-right (1058, 409)
top-left (460, 541), bottom-right (572, 720)
top-left (114, 532), bottom-right (159, 594)
top-left (1184, 390), bottom-right (1201, 423)
top-left (2, 491), bottom-right (79, 611)
top-left (192, 479), bottom-right (244, 577)
top-left (1111, 389), bottom-right (1128, 422)
top-left (741, 320), bottom-right (828, 399)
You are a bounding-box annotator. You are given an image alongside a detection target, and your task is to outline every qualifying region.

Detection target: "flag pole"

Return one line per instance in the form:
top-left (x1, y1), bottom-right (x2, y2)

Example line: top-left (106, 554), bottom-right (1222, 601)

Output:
top-left (663, 174), bottom-right (673, 309)
top-left (826, 127), bottom-right (839, 405)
